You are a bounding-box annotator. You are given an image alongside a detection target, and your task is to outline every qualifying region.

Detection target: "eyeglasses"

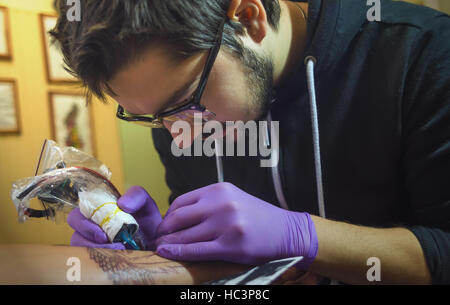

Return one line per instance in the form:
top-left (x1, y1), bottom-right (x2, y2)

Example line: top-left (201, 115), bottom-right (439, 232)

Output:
top-left (116, 18), bottom-right (227, 129)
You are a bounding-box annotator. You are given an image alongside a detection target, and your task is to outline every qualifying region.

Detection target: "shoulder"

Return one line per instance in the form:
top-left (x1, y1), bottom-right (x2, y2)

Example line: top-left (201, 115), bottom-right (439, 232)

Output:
top-left (372, 1), bottom-right (450, 74)
top-left (339, 0), bottom-right (450, 33)
top-left (378, 0), bottom-right (449, 29)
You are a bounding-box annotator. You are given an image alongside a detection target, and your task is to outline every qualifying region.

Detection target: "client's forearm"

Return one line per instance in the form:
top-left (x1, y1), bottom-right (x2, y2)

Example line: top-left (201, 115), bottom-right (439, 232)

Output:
top-left (0, 244), bottom-right (250, 285)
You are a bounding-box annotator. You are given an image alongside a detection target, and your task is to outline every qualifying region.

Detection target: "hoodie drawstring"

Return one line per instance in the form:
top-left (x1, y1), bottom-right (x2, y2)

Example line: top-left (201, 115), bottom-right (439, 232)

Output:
top-left (215, 139), bottom-right (224, 183)
top-left (267, 112), bottom-right (290, 210)
top-left (267, 56), bottom-right (326, 218)
top-left (305, 56), bottom-right (326, 219)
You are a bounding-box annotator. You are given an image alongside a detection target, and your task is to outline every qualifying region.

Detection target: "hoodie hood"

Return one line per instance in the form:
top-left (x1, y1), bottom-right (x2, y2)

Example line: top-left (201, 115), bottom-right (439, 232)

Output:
top-left (303, 0), bottom-right (369, 74)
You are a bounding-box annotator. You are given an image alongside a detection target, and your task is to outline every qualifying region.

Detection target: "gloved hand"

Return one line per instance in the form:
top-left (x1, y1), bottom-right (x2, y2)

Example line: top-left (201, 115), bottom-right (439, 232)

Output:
top-left (155, 182), bottom-right (318, 269)
top-left (68, 186), bottom-right (162, 250)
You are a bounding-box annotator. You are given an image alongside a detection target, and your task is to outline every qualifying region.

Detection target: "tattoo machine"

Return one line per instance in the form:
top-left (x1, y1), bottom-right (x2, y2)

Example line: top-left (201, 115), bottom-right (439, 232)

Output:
top-left (10, 139), bottom-right (143, 250)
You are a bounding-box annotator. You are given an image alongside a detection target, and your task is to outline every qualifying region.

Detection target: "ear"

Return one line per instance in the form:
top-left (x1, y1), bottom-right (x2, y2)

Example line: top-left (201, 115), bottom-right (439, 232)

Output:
top-left (227, 0), bottom-right (268, 44)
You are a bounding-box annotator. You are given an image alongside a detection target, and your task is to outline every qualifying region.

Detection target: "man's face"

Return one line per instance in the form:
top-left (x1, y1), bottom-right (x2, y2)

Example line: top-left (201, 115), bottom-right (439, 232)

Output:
top-left (109, 44), bottom-right (274, 146)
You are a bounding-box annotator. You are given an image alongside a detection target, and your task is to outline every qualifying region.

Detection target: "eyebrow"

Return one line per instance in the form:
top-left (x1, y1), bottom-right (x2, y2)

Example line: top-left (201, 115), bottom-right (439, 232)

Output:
top-left (155, 77), bottom-right (200, 115)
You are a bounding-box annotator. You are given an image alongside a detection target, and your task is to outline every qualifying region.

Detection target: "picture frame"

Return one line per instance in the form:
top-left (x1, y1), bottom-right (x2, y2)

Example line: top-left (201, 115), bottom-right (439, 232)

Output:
top-left (0, 78), bottom-right (20, 134)
top-left (48, 92), bottom-right (96, 156)
top-left (40, 14), bottom-right (79, 84)
top-left (0, 6), bottom-right (12, 60)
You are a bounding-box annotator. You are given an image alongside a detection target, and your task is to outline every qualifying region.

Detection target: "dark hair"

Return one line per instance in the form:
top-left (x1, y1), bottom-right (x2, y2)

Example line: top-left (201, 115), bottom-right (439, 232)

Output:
top-left (50, 0), bottom-right (281, 101)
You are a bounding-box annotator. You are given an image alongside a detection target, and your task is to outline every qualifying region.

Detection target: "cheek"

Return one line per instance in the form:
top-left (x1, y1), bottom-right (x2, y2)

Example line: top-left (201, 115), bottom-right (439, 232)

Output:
top-left (204, 91), bottom-right (245, 122)
top-left (201, 71), bottom-right (252, 122)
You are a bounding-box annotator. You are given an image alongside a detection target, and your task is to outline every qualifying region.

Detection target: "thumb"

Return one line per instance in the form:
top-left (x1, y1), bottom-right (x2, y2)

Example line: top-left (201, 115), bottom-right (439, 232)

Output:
top-left (118, 186), bottom-right (162, 242)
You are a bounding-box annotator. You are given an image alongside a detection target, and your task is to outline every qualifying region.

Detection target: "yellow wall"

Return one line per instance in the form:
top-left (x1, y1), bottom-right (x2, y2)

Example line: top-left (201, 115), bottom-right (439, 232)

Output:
top-left (437, 0), bottom-right (450, 15)
top-left (402, 0), bottom-right (450, 14)
top-left (118, 121), bottom-right (171, 216)
top-left (0, 0), bottom-right (125, 244)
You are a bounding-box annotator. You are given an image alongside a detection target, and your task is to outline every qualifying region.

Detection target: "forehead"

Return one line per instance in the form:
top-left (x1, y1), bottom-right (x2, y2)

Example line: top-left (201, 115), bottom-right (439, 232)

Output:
top-left (109, 46), bottom-right (206, 114)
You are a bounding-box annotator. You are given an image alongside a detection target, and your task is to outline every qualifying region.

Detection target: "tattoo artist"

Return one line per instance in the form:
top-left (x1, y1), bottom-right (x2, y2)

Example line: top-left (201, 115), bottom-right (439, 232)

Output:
top-left (51, 0), bottom-right (450, 284)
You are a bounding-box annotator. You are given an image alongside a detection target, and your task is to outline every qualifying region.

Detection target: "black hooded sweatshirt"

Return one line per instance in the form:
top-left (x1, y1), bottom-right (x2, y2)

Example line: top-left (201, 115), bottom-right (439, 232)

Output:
top-left (151, 0), bottom-right (450, 284)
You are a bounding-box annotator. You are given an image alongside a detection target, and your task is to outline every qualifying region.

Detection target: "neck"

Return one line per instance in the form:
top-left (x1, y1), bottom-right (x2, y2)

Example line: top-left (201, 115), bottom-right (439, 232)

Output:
top-left (269, 1), bottom-right (308, 86)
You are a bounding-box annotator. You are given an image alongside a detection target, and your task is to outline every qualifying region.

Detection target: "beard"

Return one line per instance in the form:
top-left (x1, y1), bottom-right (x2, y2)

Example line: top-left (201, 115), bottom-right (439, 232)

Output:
top-left (200, 47), bottom-right (275, 142)
top-left (209, 47), bottom-right (275, 144)
top-left (240, 46), bottom-right (275, 122)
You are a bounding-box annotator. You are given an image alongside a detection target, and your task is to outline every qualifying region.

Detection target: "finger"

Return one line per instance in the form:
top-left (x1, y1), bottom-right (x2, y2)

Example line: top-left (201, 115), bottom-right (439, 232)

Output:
top-left (118, 186), bottom-right (154, 214)
top-left (156, 203), bottom-right (205, 237)
top-left (166, 193), bottom-right (199, 216)
top-left (70, 232), bottom-right (125, 250)
top-left (67, 208), bottom-right (108, 244)
top-left (156, 241), bottom-right (222, 261)
top-left (167, 184), bottom-right (218, 214)
top-left (155, 221), bottom-right (217, 247)
top-left (118, 186), bottom-right (162, 240)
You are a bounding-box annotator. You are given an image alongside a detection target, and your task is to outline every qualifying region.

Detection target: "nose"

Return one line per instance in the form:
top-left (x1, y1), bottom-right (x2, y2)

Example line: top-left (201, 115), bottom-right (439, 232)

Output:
top-left (163, 120), bottom-right (203, 149)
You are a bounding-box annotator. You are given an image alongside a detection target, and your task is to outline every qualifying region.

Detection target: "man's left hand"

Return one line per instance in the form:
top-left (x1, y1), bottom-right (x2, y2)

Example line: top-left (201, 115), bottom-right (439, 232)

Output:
top-left (155, 182), bottom-right (318, 269)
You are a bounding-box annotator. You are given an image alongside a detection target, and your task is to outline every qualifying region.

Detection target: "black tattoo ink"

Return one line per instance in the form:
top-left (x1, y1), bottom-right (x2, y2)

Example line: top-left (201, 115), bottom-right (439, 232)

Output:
top-left (88, 248), bottom-right (188, 285)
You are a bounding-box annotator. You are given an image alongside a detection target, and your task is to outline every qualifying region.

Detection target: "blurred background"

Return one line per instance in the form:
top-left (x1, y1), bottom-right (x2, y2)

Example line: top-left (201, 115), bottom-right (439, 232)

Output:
top-left (0, 0), bottom-right (449, 246)
top-left (0, 0), bottom-right (170, 245)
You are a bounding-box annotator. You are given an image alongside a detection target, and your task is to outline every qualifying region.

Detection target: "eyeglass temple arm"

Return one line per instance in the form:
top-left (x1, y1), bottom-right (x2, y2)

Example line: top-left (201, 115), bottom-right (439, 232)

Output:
top-left (195, 19), bottom-right (226, 95)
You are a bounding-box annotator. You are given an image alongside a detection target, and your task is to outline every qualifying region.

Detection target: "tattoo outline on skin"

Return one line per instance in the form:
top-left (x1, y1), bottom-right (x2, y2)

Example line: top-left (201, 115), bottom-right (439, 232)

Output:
top-left (88, 248), bottom-right (189, 285)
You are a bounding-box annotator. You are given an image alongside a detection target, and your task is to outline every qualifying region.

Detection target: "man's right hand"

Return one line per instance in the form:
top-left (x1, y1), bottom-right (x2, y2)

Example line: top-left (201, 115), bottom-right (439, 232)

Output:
top-left (67, 186), bottom-right (162, 250)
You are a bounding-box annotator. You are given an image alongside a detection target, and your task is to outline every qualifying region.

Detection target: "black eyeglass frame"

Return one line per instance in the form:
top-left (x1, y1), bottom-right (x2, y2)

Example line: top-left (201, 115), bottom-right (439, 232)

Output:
top-left (116, 18), bottom-right (227, 127)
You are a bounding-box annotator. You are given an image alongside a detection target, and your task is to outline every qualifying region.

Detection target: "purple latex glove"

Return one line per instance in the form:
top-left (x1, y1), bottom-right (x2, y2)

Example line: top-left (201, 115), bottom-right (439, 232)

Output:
top-left (155, 182), bottom-right (318, 269)
top-left (68, 186), bottom-right (162, 250)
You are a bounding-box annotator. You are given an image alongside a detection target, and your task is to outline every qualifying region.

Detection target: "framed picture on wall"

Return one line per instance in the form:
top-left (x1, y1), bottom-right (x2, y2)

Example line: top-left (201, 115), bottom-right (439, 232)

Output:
top-left (0, 79), bottom-right (20, 134)
top-left (48, 92), bottom-right (96, 156)
top-left (40, 14), bottom-right (78, 83)
top-left (0, 6), bottom-right (12, 60)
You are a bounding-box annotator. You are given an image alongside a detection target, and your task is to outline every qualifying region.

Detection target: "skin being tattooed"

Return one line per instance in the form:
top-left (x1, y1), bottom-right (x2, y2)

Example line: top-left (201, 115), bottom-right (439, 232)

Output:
top-left (87, 248), bottom-right (190, 285)
top-left (0, 244), bottom-right (252, 285)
